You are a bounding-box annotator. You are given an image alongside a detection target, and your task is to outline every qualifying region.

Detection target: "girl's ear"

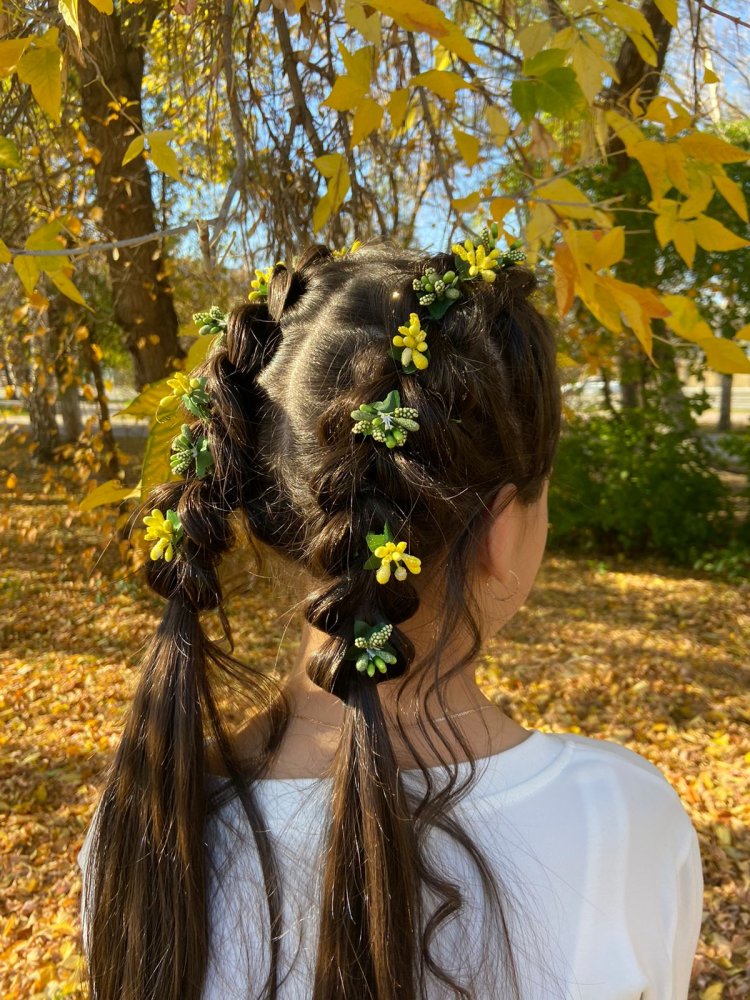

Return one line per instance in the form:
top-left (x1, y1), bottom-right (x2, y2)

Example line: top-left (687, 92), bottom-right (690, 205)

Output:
top-left (479, 483), bottom-right (520, 586)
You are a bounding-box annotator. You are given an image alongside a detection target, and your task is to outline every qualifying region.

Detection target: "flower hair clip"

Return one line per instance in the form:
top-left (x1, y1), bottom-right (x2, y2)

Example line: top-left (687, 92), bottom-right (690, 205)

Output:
top-left (193, 306), bottom-right (228, 339)
top-left (158, 372), bottom-right (212, 423)
top-left (143, 508), bottom-right (183, 562)
top-left (350, 390), bottom-right (420, 449)
top-left (390, 312), bottom-right (430, 373)
top-left (248, 264), bottom-right (275, 302)
top-left (170, 424), bottom-right (214, 479)
top-left (363, 521), bottom-right (421, 584)
top-left (343, 620), bottom-right (398, 678)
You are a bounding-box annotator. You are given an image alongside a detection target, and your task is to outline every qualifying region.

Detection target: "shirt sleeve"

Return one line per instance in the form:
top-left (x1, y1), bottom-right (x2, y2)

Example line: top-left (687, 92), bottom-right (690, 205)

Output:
top-left (670, 824), bottom-right (703, 1000)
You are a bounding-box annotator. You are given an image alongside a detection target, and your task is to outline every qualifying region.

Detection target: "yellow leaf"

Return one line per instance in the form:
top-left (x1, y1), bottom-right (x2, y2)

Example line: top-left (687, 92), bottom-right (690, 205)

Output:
top-left (343, 0), bottom-right (381, 45)
top-left (604, 110), bottom-right (644, 152)
top-left (596, 227), bottom-right (625, 268)
top-left (680, 132), bottom-right (749, 164)
top-left (338, 41), bottom-right (375, 88)
top-left (87, 0), bottom-right (114, 12)
top-left (712, 172), bottom-right (748, 223)
top-left (517, 22), bottom-right (552, 59)
top-left (409, 69), bottom-right (468, 103)
top-left (661, 294), bottom-right (712, 343)
top-left (652, 0), bottom-right (677, 26)
top-left (6, 473), bottom-right (17, 490)
top-left (16, 28), bottom-right (62, 122)
top-left (350, 97), bottom-right (383, 147)
top-left (698, 338), bottom-right (750, 375)
top-left (185, 333), bottom-right (218, 371)
top-left (701, 985), bottom-right (723, 1000)
top-left (677, 179), bottom-right (714, 219)
top-left (0, 37), bottom-right (32, 74)
top-left (141, 410), bottom-right (182, 496)
top-left (735, 324), bottom-right (750, 342)
top-left (486, 106), bottom-right (509, 146)
top-left (387, 88), bottom-right (410, 130)
top-left (0, 238), bottom-right (11, 264)
top-left (58, 0), bottom-right (81, 46)
top-left (453, 127), bottom-right (480, 167)
top-left (313, 153), bottom-right (350, 232)
top-left (119, 376), bottom-right (171, 418)
top-left (602, 0), bottom-right (656, 44)
top-left (703, 67), bottom-right (719, 85)
top-left (148, 130), bottom-right (182, 182)
top-left (525, 201), bottom-right (556, 249)
top-left (122, 134), bottom-right (145, 166)
top-left (664, 144), bottom-right (690, 195)
top-left (553, 243), bottom-right (576, 316)
top-left (13, 255), bottom-right (40, 295)
top-left (630, 140), bottom-right (669, 198)
top-left (535, 177), bottom-right (595, 219)
top-left (490, 197), bottom-right (514, 223)
top-left (452, 191), bottom-right (480, 213)
top-left (49, 269), bottom-right (88, 307)
top-left (692, 215), bottom-right (749, 253)
top-left (366, 0), bottom-right (483, 64)
top-left (323, 75), bottom-right (368, 112)
top-left (79, 479), bottom-right (140, 512)
top-left (673, 223), bottom-right (696, 268)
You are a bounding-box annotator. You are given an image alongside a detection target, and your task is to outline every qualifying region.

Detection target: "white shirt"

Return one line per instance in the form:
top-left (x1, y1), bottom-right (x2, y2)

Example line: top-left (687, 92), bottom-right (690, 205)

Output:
top-left (78, 730), bottom-right (703, 1000)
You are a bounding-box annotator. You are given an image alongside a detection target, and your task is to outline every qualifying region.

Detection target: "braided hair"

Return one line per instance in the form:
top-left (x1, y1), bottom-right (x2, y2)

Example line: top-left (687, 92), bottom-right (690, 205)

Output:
top-left (82, 239), bottom-right (561, 1000)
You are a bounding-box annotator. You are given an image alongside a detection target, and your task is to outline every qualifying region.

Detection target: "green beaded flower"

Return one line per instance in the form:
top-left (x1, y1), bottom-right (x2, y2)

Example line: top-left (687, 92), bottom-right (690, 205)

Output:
top-left (412, 267), bottom-right (463, 320)
top-left (143, 508), bottom-right (183, 562)
top-left (350, 390), bottom-right (419, 449)
top-left (363, 521), bottom-right (421, 584)
top-left (452, 223), bottom-right (526, 285)
top-left (158, 372), bottom-right (212, 422)
top-left (343, 620), bottom-right (398, 677)
top-left (193, 306), bottom-right (228, 338)
top-left (170, 424), bottom-right (214, 479)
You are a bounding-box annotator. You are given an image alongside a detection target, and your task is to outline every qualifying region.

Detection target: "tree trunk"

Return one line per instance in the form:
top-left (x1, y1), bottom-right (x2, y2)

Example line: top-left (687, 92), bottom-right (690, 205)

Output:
top-left (48, 293), bottom-right (84, 442)
top-left (78, 0), bottom-right (184, 390)
top-left (718, 373), bottom-right (732, 432)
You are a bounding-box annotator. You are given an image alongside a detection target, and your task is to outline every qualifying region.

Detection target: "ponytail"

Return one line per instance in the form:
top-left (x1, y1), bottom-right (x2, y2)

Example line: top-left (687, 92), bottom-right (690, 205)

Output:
top-left (314, 680), bottom-right (419, 1000)
top-left (85, 597), bottom-right (211, 1000)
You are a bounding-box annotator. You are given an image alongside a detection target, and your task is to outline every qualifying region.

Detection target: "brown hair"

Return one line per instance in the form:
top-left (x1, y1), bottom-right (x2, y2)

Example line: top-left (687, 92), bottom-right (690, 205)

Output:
top-left (82, 240), bottom-right (561, 999)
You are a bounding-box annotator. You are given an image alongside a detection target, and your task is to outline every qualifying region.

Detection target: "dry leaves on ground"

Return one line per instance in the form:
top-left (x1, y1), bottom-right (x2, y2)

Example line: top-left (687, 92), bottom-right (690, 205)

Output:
top-left (0, 446), bottom-right (748, 1000)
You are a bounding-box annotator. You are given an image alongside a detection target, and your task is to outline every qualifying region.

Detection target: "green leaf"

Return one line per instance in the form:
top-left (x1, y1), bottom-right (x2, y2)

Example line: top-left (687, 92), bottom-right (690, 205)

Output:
top-left (366, 531), bottom-right (387, 552)
top-left (0, 137), bottom-right (21, 170)
top-left (523, 47), bottom-right (568, 76)
top-left (535, 68), bottom-right (587, 119)
top-left (511, 79), bottom-right (538, 124)
top-left (363, 554), bottom-right (381, 569)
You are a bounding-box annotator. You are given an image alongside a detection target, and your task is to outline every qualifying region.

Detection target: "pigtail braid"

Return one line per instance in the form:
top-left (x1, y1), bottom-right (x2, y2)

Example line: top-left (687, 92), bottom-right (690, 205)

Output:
top-left (84, 301), bottom-right (289, 1000)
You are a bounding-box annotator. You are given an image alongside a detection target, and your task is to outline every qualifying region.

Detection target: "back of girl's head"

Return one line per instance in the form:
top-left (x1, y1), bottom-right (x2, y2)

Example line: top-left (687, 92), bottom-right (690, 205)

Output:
top-left (84, 237), bottom-right (561, 1000)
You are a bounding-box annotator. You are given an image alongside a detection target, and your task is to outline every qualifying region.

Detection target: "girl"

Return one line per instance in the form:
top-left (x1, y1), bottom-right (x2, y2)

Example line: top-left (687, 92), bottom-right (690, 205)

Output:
top-left (78, 239), bottom-right (703, 1000)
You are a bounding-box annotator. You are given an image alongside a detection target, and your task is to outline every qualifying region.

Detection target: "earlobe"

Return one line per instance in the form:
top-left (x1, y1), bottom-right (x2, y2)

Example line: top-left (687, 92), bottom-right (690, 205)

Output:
top-left (481, 484), bottom-right (519, 585)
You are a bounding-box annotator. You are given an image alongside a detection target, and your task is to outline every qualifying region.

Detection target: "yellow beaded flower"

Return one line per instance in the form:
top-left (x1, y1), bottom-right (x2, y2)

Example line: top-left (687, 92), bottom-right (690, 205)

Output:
top-left (158, 372), bottom-right (211, 420)
top-left (364, 522), bottom-right (421, 583)
top-left (143, 508), bottom-right (183, 562)
top-left (452, 239), bottom-right (501, 283)
top-left (392, 312), bottom-right (429, 371)
top-left (332, 239), bottom-right (362, 259)
top-left (374, 540), bottom-right (421, 584)
top-left (248, 265), bottom-right (275, 301)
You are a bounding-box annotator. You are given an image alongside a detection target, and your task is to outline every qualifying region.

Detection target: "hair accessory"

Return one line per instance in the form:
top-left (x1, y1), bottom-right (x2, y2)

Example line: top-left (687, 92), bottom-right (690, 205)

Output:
top-left (332, 239), bottom-right (362, 259)
top-left (412, 268), bottom-right (462, 319)
top-left (170, 424), bottom-right (214, 479)
top-left (143, 508), bottom-right (183, 562)
top-left (248, 264), bottom-right (275, 302)
top-left (158, 372), bottom-right (212, 422)
top-left (350, 389), bottom-right (420, 449)
top-left (344, 620), bottom-right (398, 677)
top-left (452, 225), bottom-right (526, 285)
top-left (390, 312), bottom-right (430, 372)
top-left (193, 306), bottom-right (228, 338)
top-left (363, 521), bottom-right (421, 583)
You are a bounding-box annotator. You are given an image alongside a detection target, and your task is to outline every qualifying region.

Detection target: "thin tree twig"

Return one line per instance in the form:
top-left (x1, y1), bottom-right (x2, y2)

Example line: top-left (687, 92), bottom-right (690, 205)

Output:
top-left (698, 1), bottom-right (750, 31)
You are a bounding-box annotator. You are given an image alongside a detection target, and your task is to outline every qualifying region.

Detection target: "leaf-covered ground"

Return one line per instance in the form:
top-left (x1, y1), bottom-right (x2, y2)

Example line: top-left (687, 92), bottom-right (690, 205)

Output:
top-left (1, 447), bottom-right (748, 1000)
